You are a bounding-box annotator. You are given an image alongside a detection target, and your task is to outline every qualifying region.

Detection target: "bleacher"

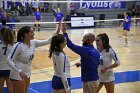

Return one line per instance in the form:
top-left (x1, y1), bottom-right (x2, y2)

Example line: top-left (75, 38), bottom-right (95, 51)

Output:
top-left (16, 13), bottom-right (56, 28)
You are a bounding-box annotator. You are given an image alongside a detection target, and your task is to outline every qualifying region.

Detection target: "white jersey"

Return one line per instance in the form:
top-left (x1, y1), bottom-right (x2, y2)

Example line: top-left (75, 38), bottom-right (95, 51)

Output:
top-left (7, 37), bottom-right (52, 80)
top-left (52, 52), bottom-right (71, 91)
top-left (0, 40), bottom-right (13, 70)
top-left (98, 48), bottom-right (120, 82)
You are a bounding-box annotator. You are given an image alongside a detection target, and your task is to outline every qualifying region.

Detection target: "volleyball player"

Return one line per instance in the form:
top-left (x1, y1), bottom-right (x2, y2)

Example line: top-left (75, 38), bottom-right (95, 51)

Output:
top-left (6, 13), bottom-right (15, 30)
top-left (0, 27), bottom-right (14, 93)
top-left (7, 26), bottom-right (58, 93)
top-left (34, 8), bottom-right (42, 31)
top-left (49, 34), bottom-right (71, 93)
top-left (55, 8), bottom-right (64, 32)
top-left (95, 33), bottom-right (120, 93)
top-left (120, 11), bottom-right (131, 47)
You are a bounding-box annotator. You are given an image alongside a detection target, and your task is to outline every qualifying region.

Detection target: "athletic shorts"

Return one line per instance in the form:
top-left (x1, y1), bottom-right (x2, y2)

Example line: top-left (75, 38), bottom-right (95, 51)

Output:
top-left (52, 75), bottom-right (71, 90)
top-left (123, 28), bottom-right (130, 31)
top-left (0, 70), bottom-right (10, 77)
top-left (36, 19), bottom-right (41, 21)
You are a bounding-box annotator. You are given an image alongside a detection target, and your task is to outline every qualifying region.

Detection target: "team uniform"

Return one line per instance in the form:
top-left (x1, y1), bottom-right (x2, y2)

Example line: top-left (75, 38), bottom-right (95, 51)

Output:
top-left (7, 37), bottom-right (52, 80)
top-left (52, 52), bottom-right (71, 91)
top-left (123, 16), bottom-right (131, 31)
top-left (0, 40), bottom-right (13, 77)
top-left (34, 11), bottom-right (42, 31)
top-left (98, 48), bottom-right (120, 82)
top-left (34, 11), bottom-right (42, 21)
top-left (55, 12), bottom-right (63, 22)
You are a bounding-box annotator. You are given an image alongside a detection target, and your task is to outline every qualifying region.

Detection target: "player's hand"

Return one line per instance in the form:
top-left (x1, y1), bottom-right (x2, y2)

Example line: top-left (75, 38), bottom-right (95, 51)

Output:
top-left (101, 67), bottom-right (108, 73)
top-left (75, 62), bottom-right (81, 67)
top-left (66, 87), bottom-right (71, 93)
top-left (62, 22), bottom-right (67, 33)
top-left (19, 71), bottom-right (28, 80)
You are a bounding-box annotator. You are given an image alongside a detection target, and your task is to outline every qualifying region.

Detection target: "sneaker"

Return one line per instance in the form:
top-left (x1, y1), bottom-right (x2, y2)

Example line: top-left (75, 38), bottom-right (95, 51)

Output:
top-left (130, 32), bottom-right (134, 36)
top-left (124, 43), bottom-right (128, 47)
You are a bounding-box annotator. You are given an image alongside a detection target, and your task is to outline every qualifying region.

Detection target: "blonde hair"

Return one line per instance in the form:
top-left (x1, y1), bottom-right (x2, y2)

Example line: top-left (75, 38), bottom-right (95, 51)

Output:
top-left (1, 27), bottom-right (14, 46)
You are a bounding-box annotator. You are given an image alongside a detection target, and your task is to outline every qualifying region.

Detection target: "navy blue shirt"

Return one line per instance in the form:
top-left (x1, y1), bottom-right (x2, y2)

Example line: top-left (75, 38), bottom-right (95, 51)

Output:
top-left (64, 33), bottom-right (100, 81)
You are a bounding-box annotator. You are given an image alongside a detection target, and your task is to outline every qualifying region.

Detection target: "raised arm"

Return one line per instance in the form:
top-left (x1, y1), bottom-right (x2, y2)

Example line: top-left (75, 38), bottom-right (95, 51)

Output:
top-left (64, 33), bottom-right (91, 58)
top-left (34, 30), bottom-right (59, 48)
top-left (62, 22), bottom-right (92, 58)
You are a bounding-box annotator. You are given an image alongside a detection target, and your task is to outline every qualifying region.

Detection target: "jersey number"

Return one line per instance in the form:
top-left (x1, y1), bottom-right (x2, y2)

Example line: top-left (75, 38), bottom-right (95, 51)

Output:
top-left (2, 47), bottom-right (7, 55)
top-left (29, 54), bottom-right (34, 61)
top-left (100, 59), bottom-right (103, 65)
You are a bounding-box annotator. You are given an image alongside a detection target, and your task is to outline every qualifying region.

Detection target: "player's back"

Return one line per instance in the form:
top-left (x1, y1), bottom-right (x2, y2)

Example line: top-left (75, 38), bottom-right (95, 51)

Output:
top-left (0, 40), bottom-right (13, 70)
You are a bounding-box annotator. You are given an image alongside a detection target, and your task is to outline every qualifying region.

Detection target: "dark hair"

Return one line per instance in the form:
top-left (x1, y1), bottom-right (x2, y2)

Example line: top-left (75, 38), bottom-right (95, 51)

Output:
top-left (17, 26), bottom-right (31, 42)
top-left (49, 34), bottom-right (66, 58)
top-left (1, 27), bottom-right (14, 46)
top-left (97, 33), bottom-right (111, 52)
top-left (1, 19), bottom-right (6, 25)
top-left (126, 11), bottom-right (131, 17)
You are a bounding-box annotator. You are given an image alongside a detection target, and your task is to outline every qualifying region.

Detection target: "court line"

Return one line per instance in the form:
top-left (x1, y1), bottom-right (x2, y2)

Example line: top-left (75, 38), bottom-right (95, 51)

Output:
top-left (29, 87), bottom-right (40, 93)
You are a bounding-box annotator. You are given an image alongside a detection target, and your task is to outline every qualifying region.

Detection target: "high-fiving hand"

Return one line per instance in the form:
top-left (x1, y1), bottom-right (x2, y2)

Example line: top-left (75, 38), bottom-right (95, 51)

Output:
top-left (62, 22), bottom-right (67, 33)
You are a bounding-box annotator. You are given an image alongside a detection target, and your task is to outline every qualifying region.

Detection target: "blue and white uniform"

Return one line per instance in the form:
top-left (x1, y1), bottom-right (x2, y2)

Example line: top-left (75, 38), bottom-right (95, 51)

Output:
top-left (0, 40), bottom-right (13, 77)
top-left (0, 40), bottom-right (13, 70)
top-left (123, 16), bottom-right (131, 31)
top-left (52, 52), bottom-right (71, 92)
top-left (98, 48), bottom-right (120, 82)
top-left (7, 37), bottom-right (53, 80)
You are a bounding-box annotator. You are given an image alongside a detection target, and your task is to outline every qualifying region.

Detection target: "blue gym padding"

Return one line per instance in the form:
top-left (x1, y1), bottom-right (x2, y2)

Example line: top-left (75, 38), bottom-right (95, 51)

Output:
top-left (3, 70), bottom-right (140, 93)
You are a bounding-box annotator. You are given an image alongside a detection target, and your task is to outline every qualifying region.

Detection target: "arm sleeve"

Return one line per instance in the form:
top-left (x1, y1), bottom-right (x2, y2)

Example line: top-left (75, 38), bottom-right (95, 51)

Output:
top-left (56, 53), bottom-right (70, 92)
top-left (125, 16), bottom-right (131, 22)
top-left (64, 33), bottom-right (91, 58)
top-left (7, 43), bottom-right (22, 73)
top-left (110, 49), bottom-right (120, 65)
top-left (128, 17), bottom-right (131, 22)
top-left (34, 33), bottom-right (57, 48)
